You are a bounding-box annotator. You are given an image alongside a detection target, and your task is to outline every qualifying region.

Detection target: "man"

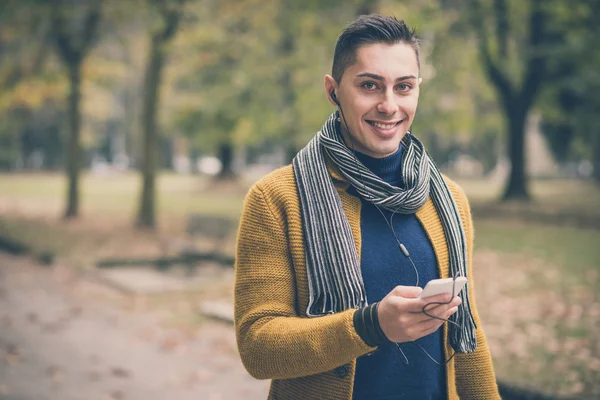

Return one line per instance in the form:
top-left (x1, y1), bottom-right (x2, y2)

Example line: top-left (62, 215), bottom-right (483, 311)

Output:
top-left (235, 14), bottom-right (500, 400)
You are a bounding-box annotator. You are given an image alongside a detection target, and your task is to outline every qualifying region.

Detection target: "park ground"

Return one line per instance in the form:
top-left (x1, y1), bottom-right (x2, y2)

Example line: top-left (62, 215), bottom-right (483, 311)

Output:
top-left (0, 252), bottom-right (268, 400)
top-left (1, 172), bottom-right (600, 399)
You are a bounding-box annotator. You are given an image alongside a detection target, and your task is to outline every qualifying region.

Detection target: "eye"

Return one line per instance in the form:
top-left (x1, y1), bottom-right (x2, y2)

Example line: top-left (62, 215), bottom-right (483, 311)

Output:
top-left (361, 81), bottom-right (377, 90)
top-left (396, 83), bottom-right (412, 91)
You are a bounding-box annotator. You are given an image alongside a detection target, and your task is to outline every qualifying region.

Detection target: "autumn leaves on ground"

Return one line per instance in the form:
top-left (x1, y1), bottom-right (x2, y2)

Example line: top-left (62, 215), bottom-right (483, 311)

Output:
top-left (1, 173), bottom-right (600, 399)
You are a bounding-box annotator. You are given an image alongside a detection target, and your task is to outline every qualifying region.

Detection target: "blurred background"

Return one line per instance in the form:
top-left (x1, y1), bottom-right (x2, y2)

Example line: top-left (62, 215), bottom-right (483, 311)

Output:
top-left (0, 0), bottom-right (599, 399)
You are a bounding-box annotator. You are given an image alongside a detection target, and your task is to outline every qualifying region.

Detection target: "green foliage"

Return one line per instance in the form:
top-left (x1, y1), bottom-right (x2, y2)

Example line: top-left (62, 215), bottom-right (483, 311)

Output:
top-left (537, 0), bottom-right (600, 168)
top-left (164, 0), bottom-right (510, 166)
top-left (475, 220), bottom-right (600, 281)
top-left (381, 0), bottom-right (504, 166)
top-left (1, 0), bottom-right (597, 178)
top-left (166, 0), bottom-right (280, 152)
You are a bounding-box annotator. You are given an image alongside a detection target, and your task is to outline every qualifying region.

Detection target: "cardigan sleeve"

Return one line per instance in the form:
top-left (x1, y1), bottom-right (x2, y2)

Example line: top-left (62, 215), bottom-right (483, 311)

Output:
top-left (234, 184), bottom-right (375, 380)
top-left (451, 182), bottom-right (502, 399)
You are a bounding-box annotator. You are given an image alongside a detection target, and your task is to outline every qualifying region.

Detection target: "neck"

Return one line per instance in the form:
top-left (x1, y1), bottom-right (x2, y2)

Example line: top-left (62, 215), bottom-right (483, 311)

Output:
top-left (354, 146), bottom-right (403, 185)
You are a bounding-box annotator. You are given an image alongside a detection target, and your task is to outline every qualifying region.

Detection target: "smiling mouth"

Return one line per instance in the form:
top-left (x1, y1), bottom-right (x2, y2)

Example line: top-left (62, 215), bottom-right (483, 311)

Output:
top-left (367, 120), bottom-right (402, 130)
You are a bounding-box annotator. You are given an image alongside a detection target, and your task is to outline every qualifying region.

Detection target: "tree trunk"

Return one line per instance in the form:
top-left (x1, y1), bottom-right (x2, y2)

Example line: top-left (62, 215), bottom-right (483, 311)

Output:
top-left (281, 64), bottom-right (297, 164)
top-left (502, 108), bottom-right (530, 200)
top-left (135, 1), bottom-right (184, 230)
top-left (276, 8), bottom-right (297, 165)
top-left (593, 133), bottom-right (600, 184)
top-left (216, 141), bottom-right (236, 180)
top-left (50, 0), bottom-right (101, 218)
top-left (137, 38), bottom-right (165, 229)
top-left (64, 62), bottom-right (82, 218)
top-left (466, 0), bottom-right (549, 203)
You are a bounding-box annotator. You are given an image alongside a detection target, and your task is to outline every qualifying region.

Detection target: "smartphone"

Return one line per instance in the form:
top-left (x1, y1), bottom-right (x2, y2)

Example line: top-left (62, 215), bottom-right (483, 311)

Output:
top-left (419, 276), bottom-right (467, 299)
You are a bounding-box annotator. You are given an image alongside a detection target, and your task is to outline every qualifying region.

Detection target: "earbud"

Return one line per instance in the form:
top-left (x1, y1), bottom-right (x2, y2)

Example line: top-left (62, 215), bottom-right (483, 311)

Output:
top-left (331, 90), bottom-right (340, 106)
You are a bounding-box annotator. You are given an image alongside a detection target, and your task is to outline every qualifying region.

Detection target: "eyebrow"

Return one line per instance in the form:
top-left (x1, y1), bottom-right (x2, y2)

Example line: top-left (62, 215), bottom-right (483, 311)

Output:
top-left (356, 73), bottom-right (417, 82)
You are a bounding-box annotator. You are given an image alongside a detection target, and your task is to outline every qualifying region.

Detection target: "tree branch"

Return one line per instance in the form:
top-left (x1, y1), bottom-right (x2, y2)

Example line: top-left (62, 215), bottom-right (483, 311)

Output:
top-left (493, 0), bottom-right (508, 58)
top-left (152, 0), bottom-right (185, 43)
top-left (50, 4), bottom-right (79, 64)
top-left (520, 0), bottom-right (548, 110)
top-left (80, 0), bottom-right (103, 58)
top-left (50, 0), bottom-right (103, 64)
top-left (468, 0), bottom-right (515, 107)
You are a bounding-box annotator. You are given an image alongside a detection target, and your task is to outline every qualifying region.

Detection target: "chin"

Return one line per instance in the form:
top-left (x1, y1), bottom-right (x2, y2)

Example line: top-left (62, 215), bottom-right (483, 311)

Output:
top-left (366, 143), bottom-right (401, 158)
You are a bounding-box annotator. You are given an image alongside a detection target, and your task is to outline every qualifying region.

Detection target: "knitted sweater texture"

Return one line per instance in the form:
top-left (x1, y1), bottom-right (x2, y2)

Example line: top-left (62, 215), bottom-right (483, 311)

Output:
top-left (234, 159), bottom-right (500, 400)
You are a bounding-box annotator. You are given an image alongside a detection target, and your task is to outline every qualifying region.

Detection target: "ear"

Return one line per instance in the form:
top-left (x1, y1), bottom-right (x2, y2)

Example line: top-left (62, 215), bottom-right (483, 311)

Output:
top-left (324, 74), bottom-right (338, 106)
top-left (418, 77), bottom-right (423, 86)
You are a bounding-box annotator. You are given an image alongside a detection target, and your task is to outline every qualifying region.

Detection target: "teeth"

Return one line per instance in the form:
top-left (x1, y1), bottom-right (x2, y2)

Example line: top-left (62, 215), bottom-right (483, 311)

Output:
top-left (371, 121), bottom-right (397, 130)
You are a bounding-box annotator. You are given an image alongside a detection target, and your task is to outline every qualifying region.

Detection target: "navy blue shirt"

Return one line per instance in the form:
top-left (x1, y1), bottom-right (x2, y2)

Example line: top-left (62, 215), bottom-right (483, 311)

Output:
top-left (350, 147), bottom-right (447, 400)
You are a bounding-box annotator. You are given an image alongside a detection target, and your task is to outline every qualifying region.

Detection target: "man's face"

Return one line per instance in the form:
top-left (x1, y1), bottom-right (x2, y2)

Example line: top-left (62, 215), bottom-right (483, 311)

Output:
top-left (325, 42), bottom-right (421, 158)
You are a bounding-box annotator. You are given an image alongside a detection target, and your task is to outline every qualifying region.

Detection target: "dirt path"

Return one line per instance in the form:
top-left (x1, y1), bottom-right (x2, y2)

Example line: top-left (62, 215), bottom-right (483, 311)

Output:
top-left (0, 254), bottom-right (269, 400)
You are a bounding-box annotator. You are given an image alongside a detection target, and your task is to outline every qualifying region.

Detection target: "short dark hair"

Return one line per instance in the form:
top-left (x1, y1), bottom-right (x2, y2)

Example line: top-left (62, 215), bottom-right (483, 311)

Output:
top-left (331, 15), bottom-right (420, 83)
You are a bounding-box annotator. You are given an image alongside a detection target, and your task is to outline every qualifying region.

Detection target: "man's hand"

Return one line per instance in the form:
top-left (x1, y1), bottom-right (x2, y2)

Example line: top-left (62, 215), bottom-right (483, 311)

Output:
top-left (377, 285), bottom-right (461, 343)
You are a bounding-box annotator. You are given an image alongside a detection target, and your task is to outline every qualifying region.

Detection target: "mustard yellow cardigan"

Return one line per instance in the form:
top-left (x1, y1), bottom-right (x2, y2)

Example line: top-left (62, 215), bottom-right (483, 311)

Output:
top-left (234, 160), bottom-right (500, 400)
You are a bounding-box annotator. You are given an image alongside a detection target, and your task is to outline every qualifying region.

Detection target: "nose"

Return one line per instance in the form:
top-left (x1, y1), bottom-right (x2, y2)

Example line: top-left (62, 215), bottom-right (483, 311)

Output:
top-left (376, 90), bottom-right (397, 115)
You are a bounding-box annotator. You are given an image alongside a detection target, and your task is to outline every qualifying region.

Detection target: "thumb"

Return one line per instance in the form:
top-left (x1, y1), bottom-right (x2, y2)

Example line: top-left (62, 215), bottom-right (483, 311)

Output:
top-left (392, 285), bottom-right (423, 299)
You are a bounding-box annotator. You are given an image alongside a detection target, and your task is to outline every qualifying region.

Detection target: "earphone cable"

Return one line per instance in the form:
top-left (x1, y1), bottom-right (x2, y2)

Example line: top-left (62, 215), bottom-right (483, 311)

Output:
top-left (335, 101), bottom-right (461, 366)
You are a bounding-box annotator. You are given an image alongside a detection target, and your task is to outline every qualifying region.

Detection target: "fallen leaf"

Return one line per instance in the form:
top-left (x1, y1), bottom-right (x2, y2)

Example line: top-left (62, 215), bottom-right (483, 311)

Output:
top-left (89, 354), bottom-right (101, 364)
top-left (110, 390), bottom-right (125, 400)
top-left (46, 365), bottom-right (64, 382)
top-left (110, 367), bottom-right (132, 379)
top-left (4, 344), bottom-right (20, 365)
top-left (159, 336), bottom-right (183, 352)
top-left (70, 306), bottom-right (82, 318)
top-left (89, 371), bottom-right (102, 382)
top-left (27, 312), bottom-right (38, 324)
top-left (103, 390), bottom-right (125, 400)
top-left (187, 368), bottom-right (212, 385)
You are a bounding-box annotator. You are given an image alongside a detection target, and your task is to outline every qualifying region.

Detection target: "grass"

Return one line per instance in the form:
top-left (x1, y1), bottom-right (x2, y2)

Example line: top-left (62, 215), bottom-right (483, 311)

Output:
top-left (0, 172), bottom-right (246, 265)
top-left (474, 220), bottom-right (600, 286)
top-left (0, 216), bottom-right (76, 255)
top-left (0, 171), bottom-right (246, 219)
top-left (456, 177), bottom-right (600, 217)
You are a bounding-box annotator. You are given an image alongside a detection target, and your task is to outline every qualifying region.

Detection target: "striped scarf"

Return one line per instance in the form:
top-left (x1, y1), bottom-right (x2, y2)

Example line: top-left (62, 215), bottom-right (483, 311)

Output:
top-left (293, 111), bottom-right (477, 353)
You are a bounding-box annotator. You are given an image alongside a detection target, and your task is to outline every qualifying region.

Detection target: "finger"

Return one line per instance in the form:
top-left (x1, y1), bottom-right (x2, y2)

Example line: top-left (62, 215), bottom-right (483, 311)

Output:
top-left (446, 306), bottom-right (459, 319)
top-left (418, 292), bottom-right (452, 303)
top-left (414, 304), bottom-right (455, 323)
top-left (406, 297), bottom-right (454, 314)
top-left (417, 301), bottom-right (450, 315)
top-left (397, 306), bottom-right (458, 340)
top-left (403, 296), bottom-right (445, 313)
top-left (392, 285), bottom-right (423, 299)
top-left (420, 296), bottom-right (462, 313)
top-left (416, 318), bottom-right (445, 335)
top-left (396, 294), bottom-right (461, 317)
top-left (398, 310), bottom-right (437, 325)
top-left (403, 304), bottom-right (447, 324)
top-left (421, 301), bottom-right (461, 323)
